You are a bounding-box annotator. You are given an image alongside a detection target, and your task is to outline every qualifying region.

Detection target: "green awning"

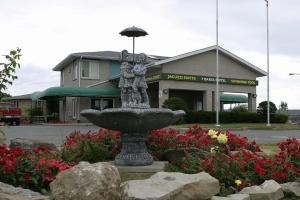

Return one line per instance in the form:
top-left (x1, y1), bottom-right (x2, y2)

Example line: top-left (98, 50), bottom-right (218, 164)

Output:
top-left (220, 94), bottom-right (248, 104)
top-left (31, 87), bottom-right (120, 100)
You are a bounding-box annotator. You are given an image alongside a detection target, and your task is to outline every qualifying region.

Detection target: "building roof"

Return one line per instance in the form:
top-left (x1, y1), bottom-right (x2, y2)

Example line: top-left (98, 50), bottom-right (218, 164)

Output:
top-left (2, 94), bottom-right (32, 101)
top-left (31, 87), bottom-right (121, 100)
top-left (53, 51), bottom-right (169, 71)
top-left (146, 45), bottom-right (267, 77)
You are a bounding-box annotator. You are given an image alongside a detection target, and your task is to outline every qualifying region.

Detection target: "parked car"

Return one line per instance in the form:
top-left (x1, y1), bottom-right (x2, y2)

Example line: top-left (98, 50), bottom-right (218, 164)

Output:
top-left (0, 102), bottom-right (21, 125)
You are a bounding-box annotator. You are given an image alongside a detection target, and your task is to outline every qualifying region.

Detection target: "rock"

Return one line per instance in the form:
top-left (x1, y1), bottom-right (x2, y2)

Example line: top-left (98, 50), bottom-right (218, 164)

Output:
top-left (239, 180), bottom-right (284, 200)
top-left (227, 194), bottom-right (250, 200)
top-left (0, 129), bottom-right (6, 144)
top-left (163, 147), bottom-right (208, 164)
top-left (211, 194), bottom-right (250, 200)
top-left (211, 196), bottom-right (230, 200)
top-left (50, 161), bottom-right (121, 200)
top-left (0, 181), bottom-right (51, 200)
top-left (9, 138), bottom-right (57, 151)
top-left (121, 171), bottom-right (220, 200)
top-left (281, 182), bottom-right (300, 197)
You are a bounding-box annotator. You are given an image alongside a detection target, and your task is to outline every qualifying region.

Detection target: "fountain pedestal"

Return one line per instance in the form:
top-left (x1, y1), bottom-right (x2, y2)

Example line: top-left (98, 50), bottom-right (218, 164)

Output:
top-left (115, 132), bottom-right (153, 166)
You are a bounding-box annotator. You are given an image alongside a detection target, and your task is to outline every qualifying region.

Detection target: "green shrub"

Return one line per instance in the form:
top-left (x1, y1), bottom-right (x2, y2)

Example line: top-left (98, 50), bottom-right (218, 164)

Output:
top-left (184, 111), bottom-right (287, 124)
top-left (162, 97), bottom-right (189, 112)
top-left (257, 101), bottom-right (277, 115)
top-left (231, 105), bottom-right (248, 113)
top-left (61, 129), bottom-right (121, 163)
top-left (26, 107), bottom-right (43, 117)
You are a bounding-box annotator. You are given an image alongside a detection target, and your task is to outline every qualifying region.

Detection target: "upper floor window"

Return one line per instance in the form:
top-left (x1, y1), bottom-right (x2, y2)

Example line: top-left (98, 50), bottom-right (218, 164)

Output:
top-left (73, 62), bottom-right (78, 80)
top-left (81, 60), bottom-right (100, 79)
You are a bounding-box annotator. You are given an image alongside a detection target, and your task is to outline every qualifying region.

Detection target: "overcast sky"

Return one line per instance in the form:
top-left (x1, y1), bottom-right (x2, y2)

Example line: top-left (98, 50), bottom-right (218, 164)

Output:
top-left (1, 0), bottom-right (300, 109)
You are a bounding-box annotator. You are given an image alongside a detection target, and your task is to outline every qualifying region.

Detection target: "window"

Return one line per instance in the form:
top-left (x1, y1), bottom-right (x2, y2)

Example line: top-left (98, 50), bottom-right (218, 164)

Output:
top-left (72, 98), bottom-right (77, 119)
top-left (61, 71), bottom-right (64, 86)
top-left (73, 62), bottom-right (78, 80)
top-left (81, 60), bottom-right (99, 79)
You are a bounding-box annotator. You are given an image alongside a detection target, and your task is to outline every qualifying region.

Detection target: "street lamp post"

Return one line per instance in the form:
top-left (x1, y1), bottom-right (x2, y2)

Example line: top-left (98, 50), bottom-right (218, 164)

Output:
top-left (215, 0), bottom-right (220, 127)
top-left (265, 0), bottom-right (271, 127)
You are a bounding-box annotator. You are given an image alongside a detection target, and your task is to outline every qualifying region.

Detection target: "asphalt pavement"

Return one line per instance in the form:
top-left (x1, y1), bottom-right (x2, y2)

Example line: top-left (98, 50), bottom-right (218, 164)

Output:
top-left (0, 125), bottom-right (299, 146)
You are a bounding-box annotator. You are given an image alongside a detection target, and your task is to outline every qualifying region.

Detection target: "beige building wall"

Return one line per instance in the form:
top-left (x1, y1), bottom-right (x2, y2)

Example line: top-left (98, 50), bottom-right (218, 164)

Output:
top-left (161, 50), bottom-right (258, 80)
top-left (157, 51), bottom-right (258, 112)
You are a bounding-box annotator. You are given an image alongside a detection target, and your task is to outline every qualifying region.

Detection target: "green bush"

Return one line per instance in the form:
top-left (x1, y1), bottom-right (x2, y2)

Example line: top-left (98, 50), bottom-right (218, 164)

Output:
top-left (184, 111), bottom-right (288, 124)
top-left (257, 101), bottom-right (277, 115)
top-left (61, 129), bottom-right (121, 163)
top-left (26, 107), bottom-right (43, 117)
top-left (162, 97), bottom-right (189, 112)
top-left (231, 105), bottom-right (248, 113)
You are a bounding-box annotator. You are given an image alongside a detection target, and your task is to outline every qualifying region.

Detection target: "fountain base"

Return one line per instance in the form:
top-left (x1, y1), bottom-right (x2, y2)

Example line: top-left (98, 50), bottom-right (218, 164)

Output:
top-left (114, 132), bottom-right (153, 166)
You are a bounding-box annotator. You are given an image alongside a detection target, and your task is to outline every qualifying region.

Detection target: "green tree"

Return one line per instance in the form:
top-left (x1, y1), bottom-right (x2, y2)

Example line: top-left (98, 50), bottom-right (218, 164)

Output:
top-left (0, 48), bottom-right (22, 94)
top-left (162, 97), bottom-right (188, 112)
top-left (257, 101), bottom-right (277, 115)
top-left (279, 101), bottom-right (288, 112)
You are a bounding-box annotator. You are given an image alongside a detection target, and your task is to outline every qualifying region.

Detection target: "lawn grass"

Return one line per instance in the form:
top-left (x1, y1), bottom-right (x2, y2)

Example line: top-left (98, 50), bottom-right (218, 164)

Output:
top-left (170, 123), bottom-right (300, 130)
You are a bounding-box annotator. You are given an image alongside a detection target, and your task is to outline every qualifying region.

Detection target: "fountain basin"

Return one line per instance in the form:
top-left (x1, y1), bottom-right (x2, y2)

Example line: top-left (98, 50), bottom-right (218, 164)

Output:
top-left (80, 108), bottom-right (185, 166)
top-left (80, 108), bottom-right (185, 133)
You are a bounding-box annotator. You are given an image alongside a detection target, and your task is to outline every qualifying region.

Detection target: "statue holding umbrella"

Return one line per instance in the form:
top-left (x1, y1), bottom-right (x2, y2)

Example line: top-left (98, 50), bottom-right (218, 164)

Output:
top-left (119, 26), bottom-right (148, 63)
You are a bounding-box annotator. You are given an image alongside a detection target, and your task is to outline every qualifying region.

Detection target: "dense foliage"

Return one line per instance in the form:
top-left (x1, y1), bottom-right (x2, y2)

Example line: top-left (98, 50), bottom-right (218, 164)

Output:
top-left (0, 145), bottom-right (73, 192)
top-left (165, 130), bottom-right (300, 193)
top-left (162, 97), bottom-right (189, 112)
top-left (184, 111), bottom-right (288, 124)
top-left (257, 101), bottom-right (277, 115)
top-left (61, 129), bottom-right (121, 163)
top-left (0, 48), bottom-right (21, 93)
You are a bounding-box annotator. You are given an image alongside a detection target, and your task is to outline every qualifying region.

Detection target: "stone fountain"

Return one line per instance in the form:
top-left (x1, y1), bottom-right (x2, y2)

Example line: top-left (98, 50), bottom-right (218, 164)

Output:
top-left (81, 50), bottom-right (185, 166)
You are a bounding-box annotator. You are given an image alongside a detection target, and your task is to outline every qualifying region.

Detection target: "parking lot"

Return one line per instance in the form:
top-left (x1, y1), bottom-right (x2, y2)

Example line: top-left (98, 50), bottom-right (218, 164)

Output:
top-left (1, 124), bottom-right (300, 146)
top-left (0, 124), bottom-right (99, 146)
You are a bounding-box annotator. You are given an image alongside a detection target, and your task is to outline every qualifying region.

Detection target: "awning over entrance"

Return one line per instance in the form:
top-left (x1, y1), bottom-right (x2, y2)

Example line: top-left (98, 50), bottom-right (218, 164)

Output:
top-left (31, 87), bottom-right (121, 100)
top-left (220, 94), bottom-right (248, 104)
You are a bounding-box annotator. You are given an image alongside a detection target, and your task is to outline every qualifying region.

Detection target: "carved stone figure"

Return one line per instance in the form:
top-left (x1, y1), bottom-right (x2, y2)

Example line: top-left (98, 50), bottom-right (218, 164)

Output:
top-left (119, 50), bottom-right (149, 108)
top-left (118, 50), bottom-right (134, 107)
top-left (132, 53), bottom-right (149, 106)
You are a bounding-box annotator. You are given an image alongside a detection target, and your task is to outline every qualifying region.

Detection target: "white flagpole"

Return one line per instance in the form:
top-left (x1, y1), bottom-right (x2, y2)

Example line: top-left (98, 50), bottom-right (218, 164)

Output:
top-left (216, 0), bottom-right (220, 127)
top-left (265, 0), bottom-right (271, 127)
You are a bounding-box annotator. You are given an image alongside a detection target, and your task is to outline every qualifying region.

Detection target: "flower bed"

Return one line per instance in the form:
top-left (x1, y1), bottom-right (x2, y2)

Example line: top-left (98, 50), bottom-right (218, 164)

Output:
top-left (1, 125), bottom-right (300, 197)
top-left (0, 145), bottom-right (73, 192)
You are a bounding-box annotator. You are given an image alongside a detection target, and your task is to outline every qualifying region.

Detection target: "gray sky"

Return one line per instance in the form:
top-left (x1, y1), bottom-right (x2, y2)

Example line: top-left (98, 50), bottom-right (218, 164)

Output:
top-left (1, 0), bottom-right (300, 109)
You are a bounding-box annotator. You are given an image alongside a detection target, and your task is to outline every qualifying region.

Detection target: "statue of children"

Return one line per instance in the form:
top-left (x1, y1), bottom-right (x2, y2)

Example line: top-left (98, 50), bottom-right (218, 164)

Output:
top-left (132, 53), bottom-right (149, 106)
top-left (119, 50), bottom-right (134, 107)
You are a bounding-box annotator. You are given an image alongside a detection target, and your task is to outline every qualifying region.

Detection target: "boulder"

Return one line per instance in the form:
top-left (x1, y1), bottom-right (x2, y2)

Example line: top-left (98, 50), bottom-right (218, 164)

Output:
top-left (50, 161), bottom-right (121, 200)
top-left (9, 138), bottom-right (57, 151)
top-left (0, 129), bottom-right (6, 144)
top-left (227, 194), bottom-right (250, 200)
top-left (0, 181), bottom-right (51, 200)
top-left (281, 182), bottom-right (300, 197)
top-left (239, 180), bottom-right (284, 200)
top-left (211, 194), bottom-right (250, 200)
top-left (163, 148), bottom-right (208, 164)
top-left (121, 171), bottom-right (220, 200)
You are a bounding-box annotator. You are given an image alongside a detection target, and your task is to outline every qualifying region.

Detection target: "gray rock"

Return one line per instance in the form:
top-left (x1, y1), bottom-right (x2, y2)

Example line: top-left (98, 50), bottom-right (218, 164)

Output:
top-left (9, 138), bottom-right (57, 151)
top-left (281, 182), bottom-right (300, 197)
top-left (0, 129), bottom-right (6, 144)
top-left (239, 180), bottom-right (284, 200)
top-left (227, 194), bottom-right (250, 200)
top-left (0, 181), bottom-right (51, 200)
top-left (50, 161), bottom-right (121, 200)
top-left (211, 194), bottom-right (250, 200)
top-left (121, 171), bottom-right (220, 200)
top-left (211, 196), bottom-right (230, 200)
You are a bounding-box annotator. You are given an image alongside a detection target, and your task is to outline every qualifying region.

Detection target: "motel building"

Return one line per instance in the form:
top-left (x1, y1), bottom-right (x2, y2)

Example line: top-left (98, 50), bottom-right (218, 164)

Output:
top-left (5, 46), bottom-right (266, 122)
